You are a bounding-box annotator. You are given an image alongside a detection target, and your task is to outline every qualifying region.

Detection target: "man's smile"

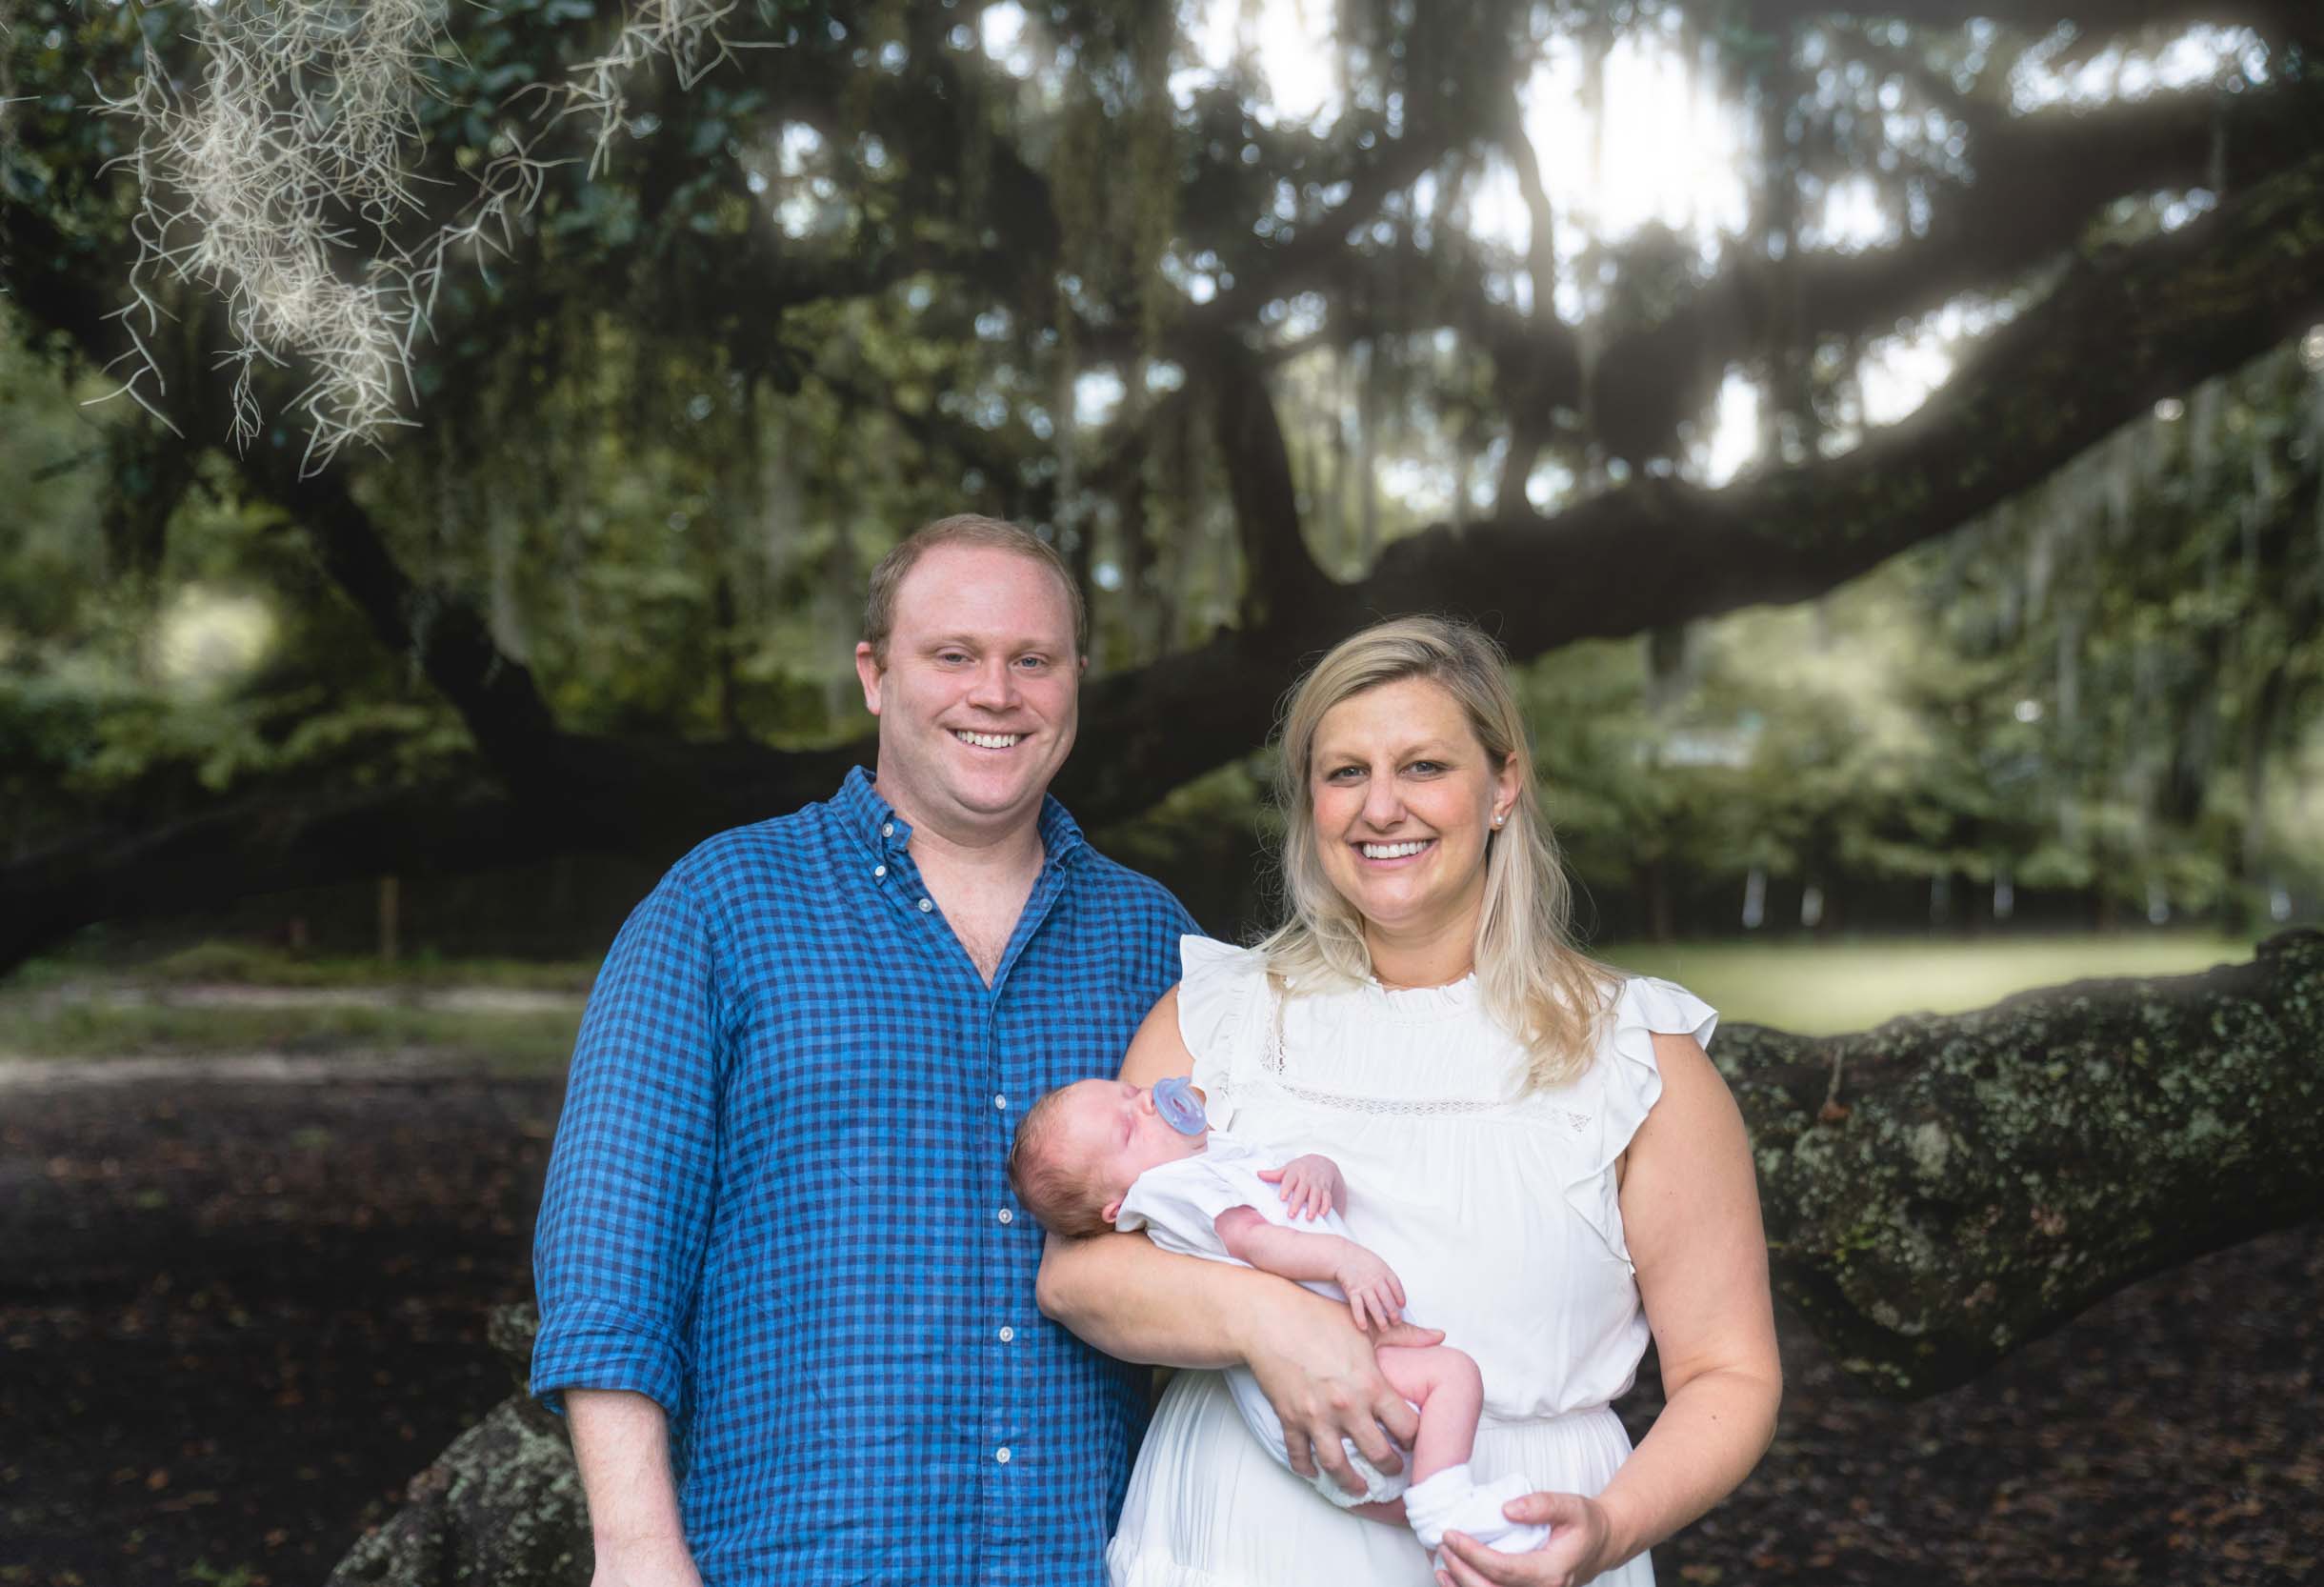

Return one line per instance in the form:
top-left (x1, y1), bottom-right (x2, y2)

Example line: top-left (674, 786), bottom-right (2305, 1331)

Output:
top-left (952, 729), bottom-right (1026, 750)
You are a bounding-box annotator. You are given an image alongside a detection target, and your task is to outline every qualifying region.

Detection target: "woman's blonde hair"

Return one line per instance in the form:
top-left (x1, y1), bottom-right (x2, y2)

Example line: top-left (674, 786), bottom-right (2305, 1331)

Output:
top-left (1258, 615), bottom-right (1619, 1091)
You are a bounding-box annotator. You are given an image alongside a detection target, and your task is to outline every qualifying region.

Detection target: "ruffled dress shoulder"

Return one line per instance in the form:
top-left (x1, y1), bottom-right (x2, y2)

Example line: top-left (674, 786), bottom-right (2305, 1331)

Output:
top-left (1172, 934), bottom-right (1274, 1128)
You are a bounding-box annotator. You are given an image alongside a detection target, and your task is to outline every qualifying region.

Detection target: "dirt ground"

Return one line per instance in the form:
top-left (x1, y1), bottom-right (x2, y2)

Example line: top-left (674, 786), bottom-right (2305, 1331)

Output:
top-left (2, 1058), bottom-right (2318, 1587)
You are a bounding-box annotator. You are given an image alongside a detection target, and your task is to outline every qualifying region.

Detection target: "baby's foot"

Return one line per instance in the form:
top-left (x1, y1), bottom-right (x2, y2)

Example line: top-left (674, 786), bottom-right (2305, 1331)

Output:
top-left (1437, 1471), bottom-right (1552, 1558)
top-left (1401, 1466), bottom-right (1553, 1561)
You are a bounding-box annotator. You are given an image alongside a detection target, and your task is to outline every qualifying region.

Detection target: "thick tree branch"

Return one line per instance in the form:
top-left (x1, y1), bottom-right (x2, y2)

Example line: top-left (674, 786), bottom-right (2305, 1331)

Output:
top-left (1058, 146), bottom-right (2324, 814)
top-left (1207, 336), bottom-right (1329, 625)
top-left (1721, 928), bottom-right (2324, 1395)
top-left (1180, 121), bottom-right (1463, 342)
top-left (250, 463), bottom-right (571, 783)
top-left (1578, 77), bottom-right (2324, 457)
top-left (0, 733), bottom-right (864, 973)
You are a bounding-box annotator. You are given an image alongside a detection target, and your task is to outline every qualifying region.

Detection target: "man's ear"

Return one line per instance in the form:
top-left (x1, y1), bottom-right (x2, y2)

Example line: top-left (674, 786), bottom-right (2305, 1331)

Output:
top-left (1101, 1195), bottom-right (1124, 1226)
top-left (854, 641), bottom-right (884, 715)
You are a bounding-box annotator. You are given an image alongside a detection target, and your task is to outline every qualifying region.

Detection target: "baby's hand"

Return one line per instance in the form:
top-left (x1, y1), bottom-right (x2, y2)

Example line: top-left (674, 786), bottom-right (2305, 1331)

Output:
top-left (1334, 1245), bottom-right (1407, 1332)
top-left (1257, 1154), bottom-right (1345, 1220)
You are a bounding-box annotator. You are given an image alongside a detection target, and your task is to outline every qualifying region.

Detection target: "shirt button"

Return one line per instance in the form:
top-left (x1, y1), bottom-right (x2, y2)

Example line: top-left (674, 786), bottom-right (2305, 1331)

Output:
top-left (992, 1094), bottom-right (1007, 1110)
top-left (995, 1447), bottom-right (1012, 1464)
top-left (872, 864), bottom-right (886, 878)
top-left (881, 822), bottom-right (894, 837)
top-left (918, 897), bottom-right (933, 912)
top-left (997, 1208), bottom-right (1014, 1225)
top-left (998, 1325), bottom-right (1015, 1342)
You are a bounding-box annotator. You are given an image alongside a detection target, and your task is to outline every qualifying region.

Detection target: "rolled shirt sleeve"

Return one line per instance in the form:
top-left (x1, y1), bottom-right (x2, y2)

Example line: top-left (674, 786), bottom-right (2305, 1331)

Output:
top-left (531, 867), bottom-right (727, 1418)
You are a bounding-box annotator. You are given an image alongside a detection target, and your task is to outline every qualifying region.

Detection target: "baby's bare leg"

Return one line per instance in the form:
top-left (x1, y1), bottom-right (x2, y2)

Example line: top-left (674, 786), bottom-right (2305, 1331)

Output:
top-left (1373, 1344), bottom-right (1484, 1485)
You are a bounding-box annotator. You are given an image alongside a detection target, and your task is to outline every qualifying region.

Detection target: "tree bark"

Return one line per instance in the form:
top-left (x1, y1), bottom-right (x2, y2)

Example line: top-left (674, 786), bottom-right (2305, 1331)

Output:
top-left (1726, 928), bottom-right (2324, 1396)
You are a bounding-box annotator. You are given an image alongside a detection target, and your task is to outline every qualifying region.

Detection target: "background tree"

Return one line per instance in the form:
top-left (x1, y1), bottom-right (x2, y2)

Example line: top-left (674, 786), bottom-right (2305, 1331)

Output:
top-left (3, 0), bottom-right (2322, 963)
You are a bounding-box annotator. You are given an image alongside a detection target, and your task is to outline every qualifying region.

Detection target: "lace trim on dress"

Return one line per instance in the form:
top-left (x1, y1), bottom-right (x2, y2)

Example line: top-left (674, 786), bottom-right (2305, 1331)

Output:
top-left (1251, 984), bottom-right (1596, 1132)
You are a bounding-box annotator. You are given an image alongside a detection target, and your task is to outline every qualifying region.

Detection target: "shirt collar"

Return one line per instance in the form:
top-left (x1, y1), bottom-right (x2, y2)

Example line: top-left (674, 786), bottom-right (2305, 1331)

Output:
top-left (835, 765), bottom-right (1089, 870)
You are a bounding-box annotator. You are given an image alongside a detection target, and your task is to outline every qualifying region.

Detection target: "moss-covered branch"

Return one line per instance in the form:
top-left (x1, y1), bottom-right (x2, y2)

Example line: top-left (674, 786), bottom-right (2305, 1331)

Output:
top-left (1722, 928), bottom-right (2324, 1396)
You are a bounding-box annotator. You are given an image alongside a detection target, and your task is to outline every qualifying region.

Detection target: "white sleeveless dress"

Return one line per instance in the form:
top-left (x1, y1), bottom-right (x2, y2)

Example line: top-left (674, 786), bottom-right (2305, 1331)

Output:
top-left (1106, 937), bottom-right (1719, 1587)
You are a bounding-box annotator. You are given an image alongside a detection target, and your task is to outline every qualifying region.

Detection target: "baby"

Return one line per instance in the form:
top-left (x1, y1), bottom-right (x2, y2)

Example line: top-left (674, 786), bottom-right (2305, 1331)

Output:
top-left (1008, 1074), bottom-right (1552, 1565)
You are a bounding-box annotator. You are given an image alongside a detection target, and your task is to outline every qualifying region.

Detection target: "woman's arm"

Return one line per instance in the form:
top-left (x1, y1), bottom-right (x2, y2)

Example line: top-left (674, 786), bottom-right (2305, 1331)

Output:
top-left (1034, 986), bottom-right (1442, 1493)
top-left (1437, 1030), bottom-right (1781, 1586)
top-left (1593, 1030), bottom-right (1781, 1556)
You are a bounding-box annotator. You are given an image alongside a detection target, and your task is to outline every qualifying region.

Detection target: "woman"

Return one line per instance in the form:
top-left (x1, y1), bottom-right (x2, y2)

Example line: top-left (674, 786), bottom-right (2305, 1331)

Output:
top-left (1036, 616), bottom-right (1780, 1587)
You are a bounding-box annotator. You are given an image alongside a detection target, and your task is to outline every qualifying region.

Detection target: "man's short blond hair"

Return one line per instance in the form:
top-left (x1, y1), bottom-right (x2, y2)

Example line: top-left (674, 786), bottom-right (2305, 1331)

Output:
top-left (861, 513), bottom-right (1089, 665)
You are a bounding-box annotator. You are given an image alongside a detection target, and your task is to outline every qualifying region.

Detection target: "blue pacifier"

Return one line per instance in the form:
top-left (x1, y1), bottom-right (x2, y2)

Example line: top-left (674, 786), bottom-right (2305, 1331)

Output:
top-left (1152, 1075), bottom-right (1209, 1135)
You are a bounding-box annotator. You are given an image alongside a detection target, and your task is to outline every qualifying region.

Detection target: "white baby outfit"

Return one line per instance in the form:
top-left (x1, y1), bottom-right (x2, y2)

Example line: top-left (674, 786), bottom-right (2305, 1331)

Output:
top-left (1115, 1128), bottom-right (1416, 1509)
top-left (1106, 936), bottom-right (1719, 1587)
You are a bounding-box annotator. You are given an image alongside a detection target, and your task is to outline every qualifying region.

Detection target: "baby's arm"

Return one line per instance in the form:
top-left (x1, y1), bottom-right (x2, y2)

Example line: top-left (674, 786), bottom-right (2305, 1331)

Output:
top-left (1214, 1206), bottom-right (1408, 1331)
top-left (1255, 1153), bottom-right (1349, 1221)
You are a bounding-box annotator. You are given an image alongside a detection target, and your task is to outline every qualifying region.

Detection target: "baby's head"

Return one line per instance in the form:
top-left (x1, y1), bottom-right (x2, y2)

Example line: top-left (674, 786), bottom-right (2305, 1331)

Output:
top-left (1007, 1076), bottom-right (1208, 1237)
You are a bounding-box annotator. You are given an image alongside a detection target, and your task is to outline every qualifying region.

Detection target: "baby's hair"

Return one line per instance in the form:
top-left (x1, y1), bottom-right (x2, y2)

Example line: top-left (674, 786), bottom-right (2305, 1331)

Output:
top-left (1006, 1087), bottom-right (1114, 1238)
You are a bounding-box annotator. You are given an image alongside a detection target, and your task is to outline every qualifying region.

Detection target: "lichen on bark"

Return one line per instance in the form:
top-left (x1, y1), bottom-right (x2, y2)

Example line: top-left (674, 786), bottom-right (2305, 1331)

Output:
top-left (1724, 928), bottom-right (2324, 1397)
top-left (325, 1305), bottom-right (591, 1587)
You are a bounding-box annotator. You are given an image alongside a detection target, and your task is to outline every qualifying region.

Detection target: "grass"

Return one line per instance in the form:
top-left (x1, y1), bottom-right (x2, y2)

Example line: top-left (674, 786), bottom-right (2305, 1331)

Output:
top-left (0, 999), bottom-right (582, 1074)
top-left (138, 940), bottom-right (598, 991)
top-left (1, 940), bottom-right (597, 994)
top-left (1596, 932), bottom-right (2264, 1035)
top-left (0, 933), bottom-right (2276, 1059)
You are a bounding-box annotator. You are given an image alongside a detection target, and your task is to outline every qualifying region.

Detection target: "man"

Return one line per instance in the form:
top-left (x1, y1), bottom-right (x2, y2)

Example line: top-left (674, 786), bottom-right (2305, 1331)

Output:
top-left (531, 515), bottom-right (1196, 1585)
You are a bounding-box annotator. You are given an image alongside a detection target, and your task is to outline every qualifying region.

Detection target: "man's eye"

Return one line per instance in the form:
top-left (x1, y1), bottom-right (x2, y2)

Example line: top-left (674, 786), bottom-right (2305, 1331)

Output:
top-left (1016, 655), bottom-right (1049, 671)
top-left (938, 652), bottom-right (970, 665)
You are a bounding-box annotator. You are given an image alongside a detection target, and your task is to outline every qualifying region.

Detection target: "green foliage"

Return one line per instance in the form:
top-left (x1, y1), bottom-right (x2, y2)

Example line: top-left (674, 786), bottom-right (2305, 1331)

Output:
top-left (1524, 342), bottom-right (2324, 934)
top-left (4, 0), bottom-right (2319, 945)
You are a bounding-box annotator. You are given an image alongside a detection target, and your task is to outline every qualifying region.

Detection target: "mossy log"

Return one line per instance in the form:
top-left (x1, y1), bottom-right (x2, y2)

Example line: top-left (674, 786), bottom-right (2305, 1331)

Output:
top-left (1722, 928), bottom-right (2324, 1396)
top-left (324, 1306), bottom-right (591, 1587)
top-left (327, 934), bottom-right (2324, 1579)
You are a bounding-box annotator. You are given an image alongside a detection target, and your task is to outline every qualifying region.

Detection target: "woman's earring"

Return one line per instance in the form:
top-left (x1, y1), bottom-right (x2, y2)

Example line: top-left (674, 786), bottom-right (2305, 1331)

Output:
top-left (1492, 812), bottom-right (1506, 828)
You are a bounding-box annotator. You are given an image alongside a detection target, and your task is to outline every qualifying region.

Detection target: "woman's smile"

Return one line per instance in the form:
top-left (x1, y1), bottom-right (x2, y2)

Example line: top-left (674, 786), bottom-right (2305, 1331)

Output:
top-left (1352, 835), bottom-right (1437, 867)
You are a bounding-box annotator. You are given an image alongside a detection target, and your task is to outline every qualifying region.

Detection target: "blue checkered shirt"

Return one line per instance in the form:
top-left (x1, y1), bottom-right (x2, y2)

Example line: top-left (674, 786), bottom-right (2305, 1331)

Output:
top-left (531, 767), bottom-right (1195, 1585)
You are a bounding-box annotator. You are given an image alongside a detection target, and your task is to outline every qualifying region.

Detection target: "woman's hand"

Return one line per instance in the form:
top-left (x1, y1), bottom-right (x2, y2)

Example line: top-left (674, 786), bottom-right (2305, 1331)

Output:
top-left (1433, 1491), bottom-right (1615, 1587)
top-left (1240, 1284), bottom-right (1443, 1497)
top-left (1258, 1154), bottom-right (1347, 1220)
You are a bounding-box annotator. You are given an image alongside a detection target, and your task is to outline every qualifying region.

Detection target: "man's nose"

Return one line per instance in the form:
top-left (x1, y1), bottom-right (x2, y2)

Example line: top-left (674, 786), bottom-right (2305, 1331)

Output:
top-left (968, 656), bottom-right (1021, 709)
